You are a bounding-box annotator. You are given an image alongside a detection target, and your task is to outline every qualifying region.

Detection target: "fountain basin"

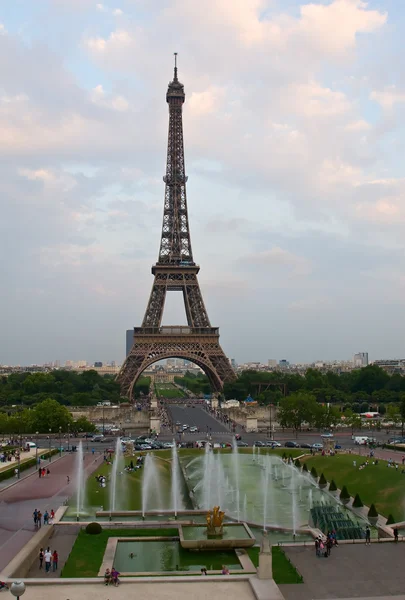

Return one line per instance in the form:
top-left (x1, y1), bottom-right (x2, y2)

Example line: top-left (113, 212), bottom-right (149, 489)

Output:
top-left (179, 523), bottom-right (256, 549)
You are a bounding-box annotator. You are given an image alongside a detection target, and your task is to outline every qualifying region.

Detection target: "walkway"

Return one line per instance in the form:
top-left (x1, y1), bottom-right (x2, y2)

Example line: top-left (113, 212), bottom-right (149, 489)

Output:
top-left (25, 525), bottom-right (81, 578)
top-left (280, 544), bottom-right (405, 600)
top-left (0, 452), bottom-right (103, 573)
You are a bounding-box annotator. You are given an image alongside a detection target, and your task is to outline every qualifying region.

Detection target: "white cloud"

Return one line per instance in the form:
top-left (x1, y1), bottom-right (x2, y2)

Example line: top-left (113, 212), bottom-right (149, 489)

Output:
top-left (241, 247), bottom-right (312, 276)
top-left (188, 86), bottom-right (226, 116)
top-left (91, 84), bottom-right (129, 111)
top-left (370, 86), bottom-right (405, 110)
top-left (113, 8), bottom-right (123, 16)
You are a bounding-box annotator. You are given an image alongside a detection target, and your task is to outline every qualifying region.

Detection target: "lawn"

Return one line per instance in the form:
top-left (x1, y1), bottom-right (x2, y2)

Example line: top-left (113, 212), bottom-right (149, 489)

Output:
top-left (303, 453), bottom-right (405, 520)
top-left (246, 547), bottom-right (303, 584)
top-left (61, 528), bottom-right (178, 577)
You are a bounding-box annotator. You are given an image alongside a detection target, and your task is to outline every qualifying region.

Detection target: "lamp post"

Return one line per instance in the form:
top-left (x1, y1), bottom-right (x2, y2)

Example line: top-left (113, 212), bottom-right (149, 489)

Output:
top-left (59, 426), bottom-right (62, 457)
top-left (10, 581), bottom-right (26, 600)
top-left (35, 431), bottom-right (39, 470)
top-left (67, 423), bottom-right (70, 452)
top-left (48, 429), bottom-right (51, 462)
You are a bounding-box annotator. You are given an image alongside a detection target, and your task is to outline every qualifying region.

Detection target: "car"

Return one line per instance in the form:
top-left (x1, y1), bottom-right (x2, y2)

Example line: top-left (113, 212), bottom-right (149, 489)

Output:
top-left (163, 442), bottom-right (175, 448)
top-left (92, 435), bottom-right (104, 442)
top-left (182, 424), bottom-right (189, 430)
top-left (175, 421), bottom-right (181, 426)
top-left (254, 441), bottom-right (266, 447)
top-left (139, 444), bottom-right (152, 450)
top-left (312, 443), bottom-right (323, 450)
top-left (285, 441), bottom-right (299, 448)
top-left (189, 426), bottom-right (198, 433)
top-left (334, 443), bottom-right (342, 449)
top-left (237, 441), bottom-right (248, 447)
top-left (265, 440), bottom-right (281, 447)
top-left (300, 443), bottom-right (312, 449)
top-left (321, 432), bottom-right (334, 438)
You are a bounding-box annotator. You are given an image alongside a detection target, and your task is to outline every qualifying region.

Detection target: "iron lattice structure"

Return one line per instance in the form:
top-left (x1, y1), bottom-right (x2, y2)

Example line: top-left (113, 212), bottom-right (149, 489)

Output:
top-left (117, 57), bottom-right (236, 399)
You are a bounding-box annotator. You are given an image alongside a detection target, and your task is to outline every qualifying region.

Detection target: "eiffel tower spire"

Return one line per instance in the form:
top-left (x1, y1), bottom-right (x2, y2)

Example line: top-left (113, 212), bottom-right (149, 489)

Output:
top-left (159, 53), bottom-right (192, 264)
top-left (117, 58), bottom-right (236, 399)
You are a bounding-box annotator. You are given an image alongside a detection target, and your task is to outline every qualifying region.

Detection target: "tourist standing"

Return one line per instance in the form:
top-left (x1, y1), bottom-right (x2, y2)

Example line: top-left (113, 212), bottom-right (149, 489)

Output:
top-left (39, 548), bottom-right (44, 569)
top-left (33, 509), bottom-right (38, 527)
top-left (394, 527), bottom-right (399, 542)
top-left (44, 548), bottom-right (52, 572)
top-left (37, 510), bottom-right (42, 528)
top-left (52, 550), bottom-right (58, 571)
top-left (43, 510), bottom-right (49, 525)
top-left (365, 526), bottom-right (371, 545)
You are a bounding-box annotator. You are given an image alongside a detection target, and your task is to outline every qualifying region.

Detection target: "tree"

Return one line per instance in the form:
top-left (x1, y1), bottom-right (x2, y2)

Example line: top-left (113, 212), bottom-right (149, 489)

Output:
top-left (386, 404), bottom-right (400, 427)
top-left (278, 392), bottom-right (317, 436)
top-left (400, 395), bottom-right (405, 437)
top-left (352, 493), bottom-right (363, 508)
top-left (30, 398), bottom-right (73, 433)
top-left (73, 416), bottom-right (96, 433)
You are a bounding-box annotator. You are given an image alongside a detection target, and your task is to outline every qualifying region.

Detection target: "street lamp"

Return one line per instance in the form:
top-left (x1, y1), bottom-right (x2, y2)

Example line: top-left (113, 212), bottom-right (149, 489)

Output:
top-left (10, 581), bottom-right (26, 600)
top-left (67, 423), bottom-right (70, 452)
top-left (59, 426), bottom-right (62, 457)
top-left (35, 431), bottom-right (39, 470)
top-left (48, 429), bottom-right (51, 462)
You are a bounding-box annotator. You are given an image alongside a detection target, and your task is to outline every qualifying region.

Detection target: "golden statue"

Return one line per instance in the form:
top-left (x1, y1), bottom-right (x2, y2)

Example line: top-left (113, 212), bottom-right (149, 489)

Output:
top-left (206, 506), bottom-right (225, 533)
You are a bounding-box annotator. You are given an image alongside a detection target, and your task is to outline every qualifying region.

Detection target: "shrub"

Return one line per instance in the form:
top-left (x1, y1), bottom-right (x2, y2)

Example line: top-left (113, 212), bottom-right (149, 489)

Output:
top-left (368, 503), bottom-right (378, 518)
top-left (282, 452), bottom-right (287, 460)
top-left (85, 522), bottom-right (102, 535)
top-left (329, 479), bottom-right (337, 492)
top-left (340, 485), bottom-right (350, 501)
top-left (310, 466), bottom-right (318, 479)
top-left (386, 514), bottom-right (396, 525)
top-left (294, 459), bottom-right (301, 469)
top-left (352, 493), bottom-right (363, 508)
top-left (318, 473), bottom-right (327, 486)
top-left (302, 463), bottom-right (308, 472)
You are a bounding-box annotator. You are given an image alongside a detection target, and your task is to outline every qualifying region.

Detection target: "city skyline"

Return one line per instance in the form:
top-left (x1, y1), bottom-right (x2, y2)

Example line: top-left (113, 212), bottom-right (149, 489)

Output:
top-left (1, 1), bottom-right (405, 366)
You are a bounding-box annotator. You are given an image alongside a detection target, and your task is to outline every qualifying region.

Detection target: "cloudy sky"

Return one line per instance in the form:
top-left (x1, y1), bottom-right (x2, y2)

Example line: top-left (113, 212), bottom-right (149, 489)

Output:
top-left (1, 0), bottom-right (404, 366)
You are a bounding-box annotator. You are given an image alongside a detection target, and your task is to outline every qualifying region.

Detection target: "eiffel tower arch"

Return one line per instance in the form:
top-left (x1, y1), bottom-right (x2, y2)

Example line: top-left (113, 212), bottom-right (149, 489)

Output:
top-left (117, 55), bottom-right (236, 400)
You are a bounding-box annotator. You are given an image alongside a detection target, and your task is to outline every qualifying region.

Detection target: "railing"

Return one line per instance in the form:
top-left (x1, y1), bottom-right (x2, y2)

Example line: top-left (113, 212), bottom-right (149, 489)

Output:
top-left (134, 327), bottom-right (219, 336)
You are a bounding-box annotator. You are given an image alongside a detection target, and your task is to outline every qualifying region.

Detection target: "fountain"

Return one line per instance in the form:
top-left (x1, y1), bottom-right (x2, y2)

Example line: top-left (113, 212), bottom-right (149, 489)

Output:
top-left (142, 453), bottom-right (163, 517)
top-left (109, 437), bottom-right (121, 518)
top-left (171, 441), bottom-right (183, 517)
top-left (75, 441), bottom-right (85, 521)
top-left (206, 505), bottom-right (225, 537)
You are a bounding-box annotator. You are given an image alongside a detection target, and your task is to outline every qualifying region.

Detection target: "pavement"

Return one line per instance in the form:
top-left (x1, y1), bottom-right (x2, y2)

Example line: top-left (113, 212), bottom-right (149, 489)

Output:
top-left (5, 580), bottom-right (256, 600)
top-left (25, 525), bottom-right (81, 578)
top-left (0, 452), bottom-right (103, 573)
top-left (279, 543), bottom-right (405, 599)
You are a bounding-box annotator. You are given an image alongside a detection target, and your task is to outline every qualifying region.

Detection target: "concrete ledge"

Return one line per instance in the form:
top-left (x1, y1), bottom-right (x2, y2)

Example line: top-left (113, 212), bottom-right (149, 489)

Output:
top-left (249, 575), bottom-right (286, 600)
top-left (1, 524), bottom-right (55, 579)
top-left (4, 574), bottom-right (252, 585)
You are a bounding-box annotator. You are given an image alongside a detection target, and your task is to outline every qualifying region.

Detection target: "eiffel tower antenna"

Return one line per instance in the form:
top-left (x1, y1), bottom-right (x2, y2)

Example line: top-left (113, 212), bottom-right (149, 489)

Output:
top-left (117, 60), bottom-right (236, 400)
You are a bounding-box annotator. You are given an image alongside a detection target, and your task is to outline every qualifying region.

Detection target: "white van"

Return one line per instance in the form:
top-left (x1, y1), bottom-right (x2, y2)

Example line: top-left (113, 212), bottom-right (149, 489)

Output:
top-left (353, 436), bottom-right (369, 445)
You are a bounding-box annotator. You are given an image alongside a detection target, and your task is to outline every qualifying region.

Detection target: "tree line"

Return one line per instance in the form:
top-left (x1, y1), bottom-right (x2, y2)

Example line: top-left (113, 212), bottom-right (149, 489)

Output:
top-left (0, 370), bottom-right (151, 408)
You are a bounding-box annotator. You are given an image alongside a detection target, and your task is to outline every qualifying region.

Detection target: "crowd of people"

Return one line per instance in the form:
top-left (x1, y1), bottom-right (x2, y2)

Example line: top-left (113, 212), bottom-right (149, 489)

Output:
top-left (38, 547), bottom-right (58, 572)
top-left (33, 508), bottom-right (55, 527)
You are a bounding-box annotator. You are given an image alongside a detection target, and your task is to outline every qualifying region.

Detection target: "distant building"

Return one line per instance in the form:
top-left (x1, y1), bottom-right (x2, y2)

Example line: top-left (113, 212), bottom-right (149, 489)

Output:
top-left (279, 359), bottom-right (289, 369)
top-left (94, 362), bottom-right (103, 368)
top-left (268, 359), bottom-right (277, 368)
top-left (354, 352), bottom-right (368, 368)
top-left (230, 358), bottom-right (237, 369)
top-left (126, 329), bottom-right (134, 356)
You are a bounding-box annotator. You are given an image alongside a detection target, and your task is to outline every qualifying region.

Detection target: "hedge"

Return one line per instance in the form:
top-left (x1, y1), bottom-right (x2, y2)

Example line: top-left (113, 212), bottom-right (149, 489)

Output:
top-left (302, 463), bottom-right (308, 472)
top-left (294, 459), bottom-right (301, 469)
top-left (0, 448), bottom-right (59, 482)
top-left (318, 473), bottom-right (327, 486)
top-left (368, 503), bottom-right (378, 518)
top-left (352, 493), bottom-right (363, 508)
top-left (340, 485), bottom-right (350, 501)
top-left (386, 514), bottom-right (396, 525)
top-left (329, 479), bottom-right (337, 491)
top-left (310, 466), bottom-right (318, 479)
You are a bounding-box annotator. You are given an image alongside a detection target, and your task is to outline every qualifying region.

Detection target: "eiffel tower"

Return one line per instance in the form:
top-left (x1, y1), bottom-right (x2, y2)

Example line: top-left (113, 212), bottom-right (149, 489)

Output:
top-left (117, 56), bottom-right (236, 400)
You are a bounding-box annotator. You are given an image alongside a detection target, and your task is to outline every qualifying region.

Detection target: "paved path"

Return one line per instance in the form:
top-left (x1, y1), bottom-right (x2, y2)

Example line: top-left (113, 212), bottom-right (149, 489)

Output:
top-left (0, 452), bottom-right (103, 572)
top-left (25, 525), bottom-right (81, 578)
top-left (280, 544), bottom-right (405, 600)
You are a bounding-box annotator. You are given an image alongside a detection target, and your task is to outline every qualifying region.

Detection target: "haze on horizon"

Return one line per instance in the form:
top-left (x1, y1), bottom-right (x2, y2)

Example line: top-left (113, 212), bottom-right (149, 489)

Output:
top-left (1, 0), bottom-right (404, 367)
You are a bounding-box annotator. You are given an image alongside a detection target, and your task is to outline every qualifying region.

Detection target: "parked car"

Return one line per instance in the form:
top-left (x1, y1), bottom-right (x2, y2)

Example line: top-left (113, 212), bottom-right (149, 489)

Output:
top-left (321, 432), bottom-right (334, 438)
top-left (254, 441), bottom-right (266, 447)
top-left (334, 443), bottom-right (342, 449)
top-left (139, 444), bottom-right (152, 450)
top-left (300, 443), bottom-right (312, 449)
top-left (189, 426), bottom-right (198, 433)
top-left (266, 441), bottom-right (281, 448)
top-left (237, 441), bottom-right (248, 447)
top-left (163, 442), bottom-right (175, 448)
top-left (312, 443), bottom-right (323, 450)
top-left (285, 441), bottom-right (299, 448)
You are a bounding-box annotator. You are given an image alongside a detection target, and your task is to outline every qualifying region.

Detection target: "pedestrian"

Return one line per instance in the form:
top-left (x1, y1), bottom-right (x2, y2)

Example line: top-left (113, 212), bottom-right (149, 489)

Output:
top-left (43, 510), bottom-right (49, 525)
top-left (365, 526), bottom-right (371, 545)
top-left (33, 509), bottom-right (38, 527)
top-left (315, 538), bottom-right (320, 557)
top-left (14, 467), bottom-right (18, 479)
top-left (326, 536), bottom-right (333, 556)
top-left (50, 509), bottom-right (55, 521)
top-left (394, 527), bottom-right (399, 542)
top-left (52, 550), bottom-right (58, 571)
top-left (92, 448), bottom-right (95, 455)
top-left (44, 548), bottom-right (52, 573)
top-left (37, 510), bottom-right (42, 527)
top-left (47, 468), bottom-right (50, 476)
top-left (66, 475), bottom-right (70, 484)
top-left (38, 468), bottom-right (42, 478)
top-left (39, 548), bottom-right (44, 569)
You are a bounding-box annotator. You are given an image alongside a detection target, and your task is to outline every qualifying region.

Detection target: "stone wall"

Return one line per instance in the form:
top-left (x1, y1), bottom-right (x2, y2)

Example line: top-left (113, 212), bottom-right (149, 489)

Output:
top-left (69, 406), bottom-right (150, 432)
top-left (222, 405), bottom-right (278, 429)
